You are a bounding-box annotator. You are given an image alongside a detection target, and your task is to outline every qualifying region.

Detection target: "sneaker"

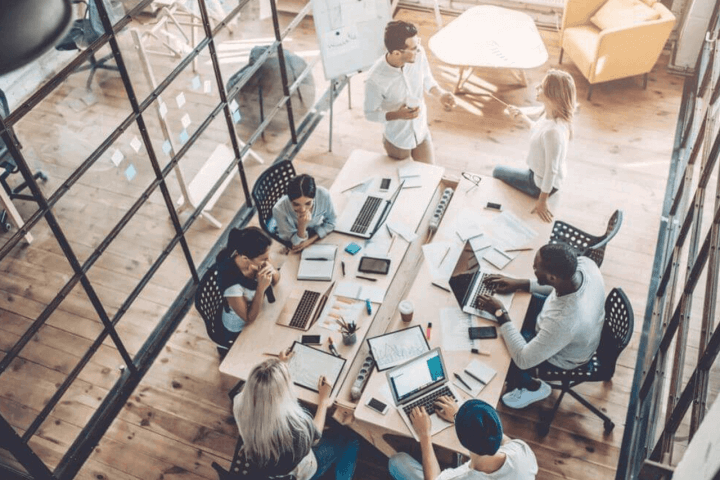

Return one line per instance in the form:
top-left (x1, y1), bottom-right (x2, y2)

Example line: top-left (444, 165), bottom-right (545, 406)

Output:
top-left (501, 381), bottom-right (552, 409)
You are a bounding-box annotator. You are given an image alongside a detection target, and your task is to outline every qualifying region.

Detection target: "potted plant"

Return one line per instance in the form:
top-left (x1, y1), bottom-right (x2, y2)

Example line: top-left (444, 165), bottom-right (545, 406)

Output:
top-left (337, 318), bottom-right (358, 345)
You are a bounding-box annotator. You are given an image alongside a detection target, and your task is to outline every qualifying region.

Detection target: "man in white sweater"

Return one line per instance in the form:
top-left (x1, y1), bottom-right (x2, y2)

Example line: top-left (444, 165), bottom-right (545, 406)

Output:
top-left (480, 243), bottom-right (605, 409)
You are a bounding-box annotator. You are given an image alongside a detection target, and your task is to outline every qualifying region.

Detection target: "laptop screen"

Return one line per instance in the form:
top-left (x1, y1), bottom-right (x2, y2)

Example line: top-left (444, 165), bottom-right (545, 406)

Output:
top-left (448, 241), bottom-right (482, 309)
top-left (388, 349), bottom-right (446, 403)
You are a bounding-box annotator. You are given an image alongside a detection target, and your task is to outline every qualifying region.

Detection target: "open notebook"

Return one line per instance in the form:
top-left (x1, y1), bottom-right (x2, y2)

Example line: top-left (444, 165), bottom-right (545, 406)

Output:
top-left (297, 244), bottom-right (337, 281)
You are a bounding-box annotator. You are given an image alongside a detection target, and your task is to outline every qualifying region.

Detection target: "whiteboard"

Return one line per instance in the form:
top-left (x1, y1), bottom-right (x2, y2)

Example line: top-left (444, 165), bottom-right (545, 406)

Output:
top-left (311, 0), bottom-right (391, 80)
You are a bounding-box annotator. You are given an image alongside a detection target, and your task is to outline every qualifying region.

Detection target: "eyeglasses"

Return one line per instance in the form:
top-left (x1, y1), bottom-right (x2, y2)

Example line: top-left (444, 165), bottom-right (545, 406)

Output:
top-left (462, 172), bottom-right (482, 193)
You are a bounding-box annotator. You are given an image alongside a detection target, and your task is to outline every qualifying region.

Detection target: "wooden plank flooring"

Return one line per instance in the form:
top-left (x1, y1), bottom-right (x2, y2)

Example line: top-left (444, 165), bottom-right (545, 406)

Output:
top-left (0, 4), bottom-right (699, 479)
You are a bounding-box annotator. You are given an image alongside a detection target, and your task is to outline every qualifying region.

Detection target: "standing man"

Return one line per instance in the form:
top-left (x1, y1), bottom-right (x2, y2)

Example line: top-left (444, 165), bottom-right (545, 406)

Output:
top-left (388, 398), bottom-right (538, 480)
top-left (364, 20), bottom-right (456, 164)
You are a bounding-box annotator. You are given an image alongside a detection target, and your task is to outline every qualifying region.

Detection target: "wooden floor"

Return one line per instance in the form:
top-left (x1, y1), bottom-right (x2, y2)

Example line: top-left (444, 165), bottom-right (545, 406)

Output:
top-left (1, 4), bottom-right (713, 480)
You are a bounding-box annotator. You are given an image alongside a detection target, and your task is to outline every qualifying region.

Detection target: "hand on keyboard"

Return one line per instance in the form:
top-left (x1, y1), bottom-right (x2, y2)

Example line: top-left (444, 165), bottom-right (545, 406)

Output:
top-left (408, 406), bottom-right (432, 440)
top-left (484, 274), bottom-right (523, 294)
top-left (477, 294), bottom-right (504, 313)
top-left (434, 395), bottom-right (459, 423)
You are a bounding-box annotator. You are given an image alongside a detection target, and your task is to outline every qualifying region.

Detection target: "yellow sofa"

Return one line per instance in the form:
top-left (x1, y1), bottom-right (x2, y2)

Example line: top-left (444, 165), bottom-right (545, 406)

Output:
top-left (559, 0), bottom-right (675, 99)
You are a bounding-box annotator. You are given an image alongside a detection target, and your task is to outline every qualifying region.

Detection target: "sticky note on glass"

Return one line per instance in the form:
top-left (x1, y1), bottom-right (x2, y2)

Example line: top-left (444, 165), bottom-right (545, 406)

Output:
top-left (176, 92), bottom-right (186, 108)
top-left (191, 75), bottom-right (201, 90)
top-left (158, 101), bottom-right (168, 119)
top-left (111, 149), bottom-right (124, 167)
top-left (181, 113), bottom-right (191, 129)
top-left (125, 164), bottom-right (137, 181)
top-left (162, 139), bottom-right (172, 155)
top-left (179, 129), bottom-right (189, 144)
top-left (130, 136), bottom-right (142, 153)
top-left (229, 99), bottom-right (239, 112)
top-left (203, 80), bottom-right (212, 94)
top-left (232, 110), bottom-right (241, 124)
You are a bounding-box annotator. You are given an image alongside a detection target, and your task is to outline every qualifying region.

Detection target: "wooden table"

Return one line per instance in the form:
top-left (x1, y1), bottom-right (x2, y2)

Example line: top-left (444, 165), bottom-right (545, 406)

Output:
top-left (219, 149), bottom-right (444, 404)
top-left (428, 5), bottom-right (548, 95)
top-left (348, 174), bottom-right (558, 456)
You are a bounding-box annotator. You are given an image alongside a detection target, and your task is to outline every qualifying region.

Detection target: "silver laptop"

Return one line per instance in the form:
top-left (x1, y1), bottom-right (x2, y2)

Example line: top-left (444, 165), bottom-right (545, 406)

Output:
top-left (385, 348), bottom-right (460, 441)
top-left (335, 181), bottom-right (404, 239)
top-left (449, 241), bottom-right (499, 321)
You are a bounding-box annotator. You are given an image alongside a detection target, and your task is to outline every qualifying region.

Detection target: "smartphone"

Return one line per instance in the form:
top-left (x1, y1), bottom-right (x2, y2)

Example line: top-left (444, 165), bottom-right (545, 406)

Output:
top-left (301, 334), bottom-right (323, 345)
top-left (366, 397), bottom-right (389, 415)
top-left (468, 326), bottom-right (498, 340)
top-left (358, 256), bottom-right (391, 275)
top-left (485, 202), bottom-right (502, 211)
top-left (380, 178), bottom-right (391, 191)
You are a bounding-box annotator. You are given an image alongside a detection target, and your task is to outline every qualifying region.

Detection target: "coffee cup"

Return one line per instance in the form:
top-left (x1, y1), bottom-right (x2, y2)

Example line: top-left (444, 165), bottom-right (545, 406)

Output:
top-left (399, 300), bottom-right (414, 323)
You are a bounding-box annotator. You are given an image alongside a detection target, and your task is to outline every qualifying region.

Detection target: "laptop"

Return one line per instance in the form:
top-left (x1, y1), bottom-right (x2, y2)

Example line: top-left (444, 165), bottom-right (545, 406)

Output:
top-left (448, 241), bottom-right (502, 321)
top-left (335, 180), bottom-right (404, 239)
top-left (276, 282), bottom-right (335, 331)
top-left (385, 348), bottom-right (461, 441)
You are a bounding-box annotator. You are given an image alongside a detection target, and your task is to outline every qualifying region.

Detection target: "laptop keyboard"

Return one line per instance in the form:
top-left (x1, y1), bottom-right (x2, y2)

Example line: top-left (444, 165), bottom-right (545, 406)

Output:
top-left (350, 196), bottom-right (383, 234)
top-left (403, 386), bottom-right (457, 416)
top-left (289, 290), bottom-right (321, 328)
top-left (472, 274), bottom-right (497, 310)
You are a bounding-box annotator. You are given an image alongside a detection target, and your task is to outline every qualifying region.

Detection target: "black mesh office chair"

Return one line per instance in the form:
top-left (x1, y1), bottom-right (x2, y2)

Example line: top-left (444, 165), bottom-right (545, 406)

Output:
top-left (212, 436), bottom-right (297, 480)
top-left (535, 287), bottom-right (633, 436)
top-left (56, 0), bottom-right (119, 90)
top-left (195, 266), bottom-right (236, 357)
top-left (549, 209), bottom-right (623, 267)
top-left (0, 89), bottom-right (48, 232)
top-left (251, 160), bottom-right (296, 247)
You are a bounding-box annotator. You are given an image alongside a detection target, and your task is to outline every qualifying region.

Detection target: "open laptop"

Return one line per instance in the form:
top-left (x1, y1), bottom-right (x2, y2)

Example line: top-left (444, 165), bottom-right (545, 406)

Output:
top-left (448, 241), bottom-right (506, 321)
top-left (276, 282), bottom-right (335, 331)
top-left (385, 348), bottom-right (460, 441)
top-left (335, 180), bottom-right (404, 239)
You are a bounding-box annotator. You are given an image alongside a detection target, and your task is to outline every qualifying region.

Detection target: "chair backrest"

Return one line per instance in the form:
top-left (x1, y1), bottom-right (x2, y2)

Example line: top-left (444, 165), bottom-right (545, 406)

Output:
top-left (211, 436), bottom-right (297, 480)
top-left (194, 266), bottom-right (232, 348)
top-left (0, 89), bottom-right (9, 158)
top-left (585, 210), bottom-right (623, 267)
top-left (597, 287), bottom-right (633, 379)
top-left (251, 160), bottom-right (296, 246)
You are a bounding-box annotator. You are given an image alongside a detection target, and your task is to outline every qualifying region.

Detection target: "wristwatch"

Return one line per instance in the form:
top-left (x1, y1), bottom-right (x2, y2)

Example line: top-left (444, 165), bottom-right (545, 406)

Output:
top-left (495, 308), bottom-right (509, 324)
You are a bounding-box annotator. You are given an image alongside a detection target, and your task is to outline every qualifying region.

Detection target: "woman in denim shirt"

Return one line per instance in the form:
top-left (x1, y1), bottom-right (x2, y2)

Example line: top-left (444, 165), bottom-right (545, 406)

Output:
top-left (273, 174), bottom-right (337, 252)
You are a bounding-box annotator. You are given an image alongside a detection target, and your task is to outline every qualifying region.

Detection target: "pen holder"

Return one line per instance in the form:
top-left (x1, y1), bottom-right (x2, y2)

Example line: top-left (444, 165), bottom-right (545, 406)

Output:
top-left (350, 355), bottom-right (374, 401)
top-left (342, 332), bottom-right (357, 345)
top-left (428, 188), bottom-right (454, 234)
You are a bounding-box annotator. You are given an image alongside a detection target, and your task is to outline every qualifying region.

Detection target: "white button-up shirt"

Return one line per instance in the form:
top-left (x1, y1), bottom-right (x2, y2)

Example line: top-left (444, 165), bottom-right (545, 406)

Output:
top-left (364, 46), bottom-right (439, 150)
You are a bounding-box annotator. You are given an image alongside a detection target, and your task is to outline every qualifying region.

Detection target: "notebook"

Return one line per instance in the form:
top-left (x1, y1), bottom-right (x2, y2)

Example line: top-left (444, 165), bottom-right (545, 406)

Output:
top-left (453, 359), bottom-right (497, 397)
top-left (297, 244), bottom-right (337, 281)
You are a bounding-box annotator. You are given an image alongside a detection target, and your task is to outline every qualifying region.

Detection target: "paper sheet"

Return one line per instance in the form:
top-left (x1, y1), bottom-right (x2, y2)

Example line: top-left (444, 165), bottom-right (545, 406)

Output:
top-left (454, 208), bottom-right (485, 242)
top-left (485, 211), bottom-right (538, 251)
top-left (422, 242), bottom-right (462, 291)
top-left (335, 281), bottom-right (385, 303)
top-left (318, 297), bottom-right (363, 332)
top-left (387, 221), bottom-right (418, 243)
top-left (288, 343), bottom-right (345, 393)
top-left (367, 326), bottom-right (429, 371)
top-left (440, 307), bottom-right (476, 352)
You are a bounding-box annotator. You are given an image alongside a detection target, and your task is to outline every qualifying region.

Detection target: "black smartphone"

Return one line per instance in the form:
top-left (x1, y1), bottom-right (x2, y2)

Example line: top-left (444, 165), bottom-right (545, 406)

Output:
top-left (468, 326), bottom-right (498, 340)
top-left (380, 178), bottom-right (391, 191)
top-left (301, 334), bottom-right (323, 345)
top-left (358, 256), bottom-right (391, 275)
top-left (485, 202), bottom-right (502, 211)
top-left (366, 397), bottom-right (389, 415)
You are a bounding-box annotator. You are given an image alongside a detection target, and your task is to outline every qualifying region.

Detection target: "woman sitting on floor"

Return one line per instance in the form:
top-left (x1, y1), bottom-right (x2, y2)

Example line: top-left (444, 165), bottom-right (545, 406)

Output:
top-left (273, 174), bottom-right (336, 252)
top-left (492, 69), bottom-right (577, 222)
top-left (233, 354), bottom-right (359, 479)
top-left (215, 227), bottom-right (279, 348)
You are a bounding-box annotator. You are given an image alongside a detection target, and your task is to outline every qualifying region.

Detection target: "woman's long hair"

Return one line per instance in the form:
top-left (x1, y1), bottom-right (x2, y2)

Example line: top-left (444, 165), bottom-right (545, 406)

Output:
top-left (543, 69), bottom-right (577, 138)
top-left (287, 174), bottom-right (317, 201)
top-left (233, 359), bottom-right (316, 466)
top-left (216, 226), bottom-right (271, 263)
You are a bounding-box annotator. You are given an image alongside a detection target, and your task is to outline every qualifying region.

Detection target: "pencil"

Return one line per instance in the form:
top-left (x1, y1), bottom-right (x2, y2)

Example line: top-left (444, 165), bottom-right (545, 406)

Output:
top-left (386, 234), bottom-right (396, 254)
top-left (439, 246), bottom-right (450, 266)
top-left (356, 275), bottom-right (377, 282)
top-left (504, 247), bottom-right (533, 253)
top-left (263, 352), bottom-right (279, 357)
top-left (488, 94), bottom-right (509, 107)
top-left (341, 181), bottom-right (366, 193)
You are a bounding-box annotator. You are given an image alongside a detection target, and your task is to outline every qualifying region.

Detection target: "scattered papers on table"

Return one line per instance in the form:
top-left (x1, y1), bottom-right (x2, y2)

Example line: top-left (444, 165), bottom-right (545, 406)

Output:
top-left (469, 234), bottom-right (493, 253)
top-left (440, 307), bottom-right (476, 352)
top-left (398, 164), bottom-right (424, 188)
top-left (482, 246), bottom-right (513, 270)
top-left (485, 211), bottom-right (537, 251)
top-left (387, 221), bottom-right (418, 243)
top-left (454, 208), bottom-right (485, 242)
top-left (318, 296), bottom-right (363, 332)
top-left (422, 241), bottom-right (462, 291)
top-left (335, 281), bottom-right (385, 304)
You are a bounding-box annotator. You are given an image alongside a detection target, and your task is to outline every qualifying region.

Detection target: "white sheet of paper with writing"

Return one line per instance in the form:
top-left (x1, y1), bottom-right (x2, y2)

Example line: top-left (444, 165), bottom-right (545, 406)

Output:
top-left (288, 343), bottom-right (346, 393)
top-left (440, 307), bottom-right (476, 352)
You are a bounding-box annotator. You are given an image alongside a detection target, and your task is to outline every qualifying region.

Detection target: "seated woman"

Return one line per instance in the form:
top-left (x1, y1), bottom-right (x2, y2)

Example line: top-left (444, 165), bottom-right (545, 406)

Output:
top-left (492, 69), bottom-right (577, 223)
top-left (233, 354), bottom-right (359, 480)
top-left (215, 227), bottom-right (280, 346)
top-left (273, 174), bottom-right (336, 252)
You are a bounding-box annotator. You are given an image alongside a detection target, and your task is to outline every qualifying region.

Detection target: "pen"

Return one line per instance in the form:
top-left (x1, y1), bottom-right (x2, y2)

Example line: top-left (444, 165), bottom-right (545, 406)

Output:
top-left (464, 369), bottom-right (487, 385)
top-left (328, 337), bottom-right (340, 357)
top-left (262, 352), bottom-right (279, 357)
top-left (386, 234), bottom-right (396, 255)
top-left (439, 246), bottom-right (450, 266)
top-left (306, 257), bottom-right (329, 261)
top-left (471, 348), bottom-right (491, 357)
top-left (454, 372), bottom-right (471, 390)
top-left (341, 181), bottom-right (366, 193)
top-left (504, 247), bottom-right (533, 253)
top-left (365, 299), bottom-right (372, 315)
top-left (426, 322), bottom-right (432, 340)
top-left (356, 275), bottom-right (377, 282)
top-left (341, 261), bottom-right (346, 276)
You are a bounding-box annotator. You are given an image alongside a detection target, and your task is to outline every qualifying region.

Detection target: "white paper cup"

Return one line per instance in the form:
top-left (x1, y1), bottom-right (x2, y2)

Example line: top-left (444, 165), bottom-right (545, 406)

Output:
top-left (399, 300), bottom-right (414, 322)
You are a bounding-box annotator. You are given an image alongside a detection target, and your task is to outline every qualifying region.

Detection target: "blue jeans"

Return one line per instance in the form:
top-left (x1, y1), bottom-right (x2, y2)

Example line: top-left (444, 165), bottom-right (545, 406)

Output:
top-left (388, 452), bottom-right (424, 480)
top-left (310, 426), bottom-right (360, 480)
top-left (492, 166), bottom-right (557, 199)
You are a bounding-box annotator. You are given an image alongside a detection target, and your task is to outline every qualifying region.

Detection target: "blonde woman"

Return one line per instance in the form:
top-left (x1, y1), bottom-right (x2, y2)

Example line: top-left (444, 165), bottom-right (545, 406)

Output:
top-left (233, 356), bottom-right (359, 480)
top-left (492, 69), bottom-right (577, 222)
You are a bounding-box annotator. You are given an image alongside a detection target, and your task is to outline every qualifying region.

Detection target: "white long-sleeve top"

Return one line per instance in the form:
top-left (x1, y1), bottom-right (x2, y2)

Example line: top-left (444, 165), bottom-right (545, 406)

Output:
top-left (363, 47), bottom-right (439, 150)
top-left (525, 117), bottom-right (570, 193)
top-left (499, 257), bottom-right (606, 370)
